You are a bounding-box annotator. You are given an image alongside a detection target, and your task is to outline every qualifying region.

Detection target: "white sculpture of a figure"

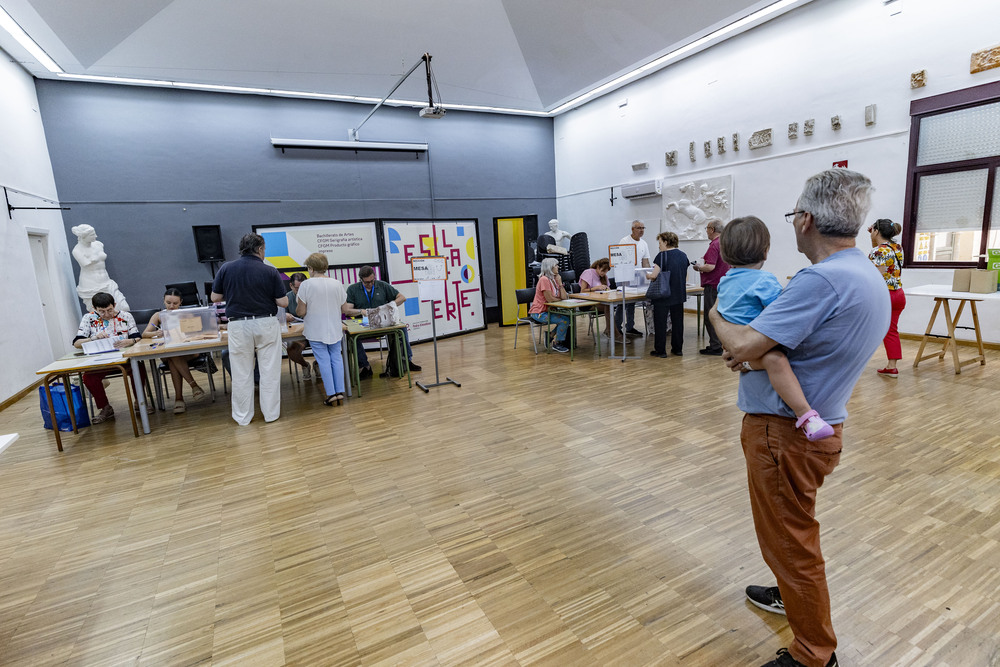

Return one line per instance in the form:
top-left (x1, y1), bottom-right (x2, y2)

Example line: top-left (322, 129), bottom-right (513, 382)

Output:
top-left (71, 224), bottom-right (130, 312)
top-left (545, 218), bottom-right (572, 254)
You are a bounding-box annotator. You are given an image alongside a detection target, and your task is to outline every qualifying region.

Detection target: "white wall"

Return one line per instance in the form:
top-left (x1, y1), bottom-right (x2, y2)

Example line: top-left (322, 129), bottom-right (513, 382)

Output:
top-left (554, 0), bottom-right (1000, 342)
top-left (0, 48), bottom-right (78, 404)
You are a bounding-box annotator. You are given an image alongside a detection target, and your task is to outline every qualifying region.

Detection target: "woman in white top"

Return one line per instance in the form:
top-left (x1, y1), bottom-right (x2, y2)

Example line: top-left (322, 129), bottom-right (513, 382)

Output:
top-left (295, 253), bottom-right (351, 406)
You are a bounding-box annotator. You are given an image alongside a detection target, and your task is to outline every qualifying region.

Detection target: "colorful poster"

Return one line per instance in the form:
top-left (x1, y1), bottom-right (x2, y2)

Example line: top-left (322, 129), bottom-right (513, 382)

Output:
top-left (253, 220), bottom-right (379, 271)
top-left (381, 220), bottom-right (485, 342)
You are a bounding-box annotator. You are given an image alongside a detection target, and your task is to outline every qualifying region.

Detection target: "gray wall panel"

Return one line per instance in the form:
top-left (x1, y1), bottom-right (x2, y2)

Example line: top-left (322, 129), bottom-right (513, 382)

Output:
top-left (36, 81), bottom-right (556, 311)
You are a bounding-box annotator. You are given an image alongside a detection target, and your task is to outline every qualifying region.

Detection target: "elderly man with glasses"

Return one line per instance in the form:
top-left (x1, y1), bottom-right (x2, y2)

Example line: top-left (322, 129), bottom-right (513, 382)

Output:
top-left (344, 265), bottom-right (422, 379)
top-left (615, 219), bottom-right (652, 338)
top-left (709, 170), bottom-right (890, 667)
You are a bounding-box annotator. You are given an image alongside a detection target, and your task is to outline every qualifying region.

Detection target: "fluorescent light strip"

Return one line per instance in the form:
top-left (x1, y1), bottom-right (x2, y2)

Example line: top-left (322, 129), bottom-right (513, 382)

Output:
top-left (549, 0), bottom-right (800, 114)
top-left (0, 4), bottom-right (62, 72)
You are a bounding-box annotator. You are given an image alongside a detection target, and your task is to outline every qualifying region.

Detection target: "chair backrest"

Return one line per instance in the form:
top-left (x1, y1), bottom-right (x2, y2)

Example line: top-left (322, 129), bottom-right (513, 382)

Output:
top-left (129, 308), bottom-right (158, 331)
top-left (559, 270), bottom-right (576, 285)
top-left (568, 282), bottom-right (581, 294)
top-left (515, 287), bottom-right (536, 307)
top-left (204, 281), bottom-right (215, 302)
top-left (165, 281), bottom-right (201, 306)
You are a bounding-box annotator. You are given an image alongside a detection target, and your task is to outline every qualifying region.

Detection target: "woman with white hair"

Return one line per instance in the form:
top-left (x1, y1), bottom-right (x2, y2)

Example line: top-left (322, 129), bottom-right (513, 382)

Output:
top-left (529, 257), bottom-right (571, 353)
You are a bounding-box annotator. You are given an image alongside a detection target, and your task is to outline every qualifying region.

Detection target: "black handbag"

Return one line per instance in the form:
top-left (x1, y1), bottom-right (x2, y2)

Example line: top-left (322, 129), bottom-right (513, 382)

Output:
top-left (645, 264), bottom-right (671, 300)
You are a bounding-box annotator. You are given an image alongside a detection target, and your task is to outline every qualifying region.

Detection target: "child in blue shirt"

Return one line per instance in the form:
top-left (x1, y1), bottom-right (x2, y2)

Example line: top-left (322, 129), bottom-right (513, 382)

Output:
top-left (716, 216), bottom-right (834, 441)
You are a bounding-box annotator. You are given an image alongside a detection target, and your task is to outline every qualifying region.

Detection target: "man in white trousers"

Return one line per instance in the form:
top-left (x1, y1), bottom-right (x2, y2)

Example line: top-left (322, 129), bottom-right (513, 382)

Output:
top-left (211, 233), bottom-right (288, 425)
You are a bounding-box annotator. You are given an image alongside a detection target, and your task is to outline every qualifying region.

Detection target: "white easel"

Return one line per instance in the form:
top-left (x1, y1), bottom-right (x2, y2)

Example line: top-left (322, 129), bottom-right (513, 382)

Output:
top-left (609, 243), bottom-right (642, 362)
top-left (411, 256), bottom-right (461, 393)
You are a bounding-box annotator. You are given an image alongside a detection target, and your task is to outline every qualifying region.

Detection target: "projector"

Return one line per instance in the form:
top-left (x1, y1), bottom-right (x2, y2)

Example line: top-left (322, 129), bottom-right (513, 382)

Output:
top-left (419, 106), bottom-right (447, 119)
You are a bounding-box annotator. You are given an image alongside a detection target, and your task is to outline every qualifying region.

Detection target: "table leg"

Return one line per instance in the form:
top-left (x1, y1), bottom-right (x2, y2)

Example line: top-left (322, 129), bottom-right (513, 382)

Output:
top-left (131, 358), bottom-right (151, 434)
top-left (608, 302), bottom-right (617, 358)
top-left (349, 335), bottom-right (362, 398)
top-left (913, 299), bottom-right (943, 368)
top-left (398, 330), bottom-right (411, 388)
top-left (970, 301), bottom-right (985, 366)
top-left (944, 300), bottom-right (962, 373)
top-left (43, 374), bottom-right (63, 452)
top-left (341, 339), bottom-right (352, 397)
top-left (697, 294), bottom-right (703, 339)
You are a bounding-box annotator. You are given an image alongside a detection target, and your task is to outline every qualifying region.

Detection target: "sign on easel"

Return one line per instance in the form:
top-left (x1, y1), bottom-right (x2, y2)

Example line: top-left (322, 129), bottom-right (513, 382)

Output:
top-left (610, 243), bottom-right (638, 284)
top-left (412, 256), bottom-right (448, 302)
top-left (410, 255), bottom-right (460, 393)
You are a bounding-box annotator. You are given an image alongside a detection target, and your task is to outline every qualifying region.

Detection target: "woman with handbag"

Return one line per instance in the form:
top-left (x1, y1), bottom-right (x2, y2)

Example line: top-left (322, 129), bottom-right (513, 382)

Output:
top-left (867, 218), bottom-right (905, 377)
top-left (646, 232), bottom-right (688, 358)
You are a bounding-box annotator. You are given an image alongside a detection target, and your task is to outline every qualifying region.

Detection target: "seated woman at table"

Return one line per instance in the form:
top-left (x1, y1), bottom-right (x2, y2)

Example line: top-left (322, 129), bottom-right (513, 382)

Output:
top-left (142, 287), bottom-right (206, 414)
top-left (295, 252), bottom-right (351, 406)
top-left (645, 232), bottom-right (688, 358)
top-left (284, 272), bottom-right (315, 380)
top-left (72, 291), bottom-right (149, 424)
top-left (579, 257), bottom-right (617, 340)
top-left (529, 257), bottom-right (571, 353)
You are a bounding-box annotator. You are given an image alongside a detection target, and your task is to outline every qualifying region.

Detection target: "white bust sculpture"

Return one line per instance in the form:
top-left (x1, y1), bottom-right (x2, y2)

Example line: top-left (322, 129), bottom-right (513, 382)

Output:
top-left (71, 224), bottom-right (130, 312)
top-left (544, 218), bottom-right (572, 254)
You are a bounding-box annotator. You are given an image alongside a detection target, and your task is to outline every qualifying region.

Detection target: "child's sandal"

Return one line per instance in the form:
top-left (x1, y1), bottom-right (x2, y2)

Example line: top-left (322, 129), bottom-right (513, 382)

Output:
top-left (795, 409), bottom-right (834, 441)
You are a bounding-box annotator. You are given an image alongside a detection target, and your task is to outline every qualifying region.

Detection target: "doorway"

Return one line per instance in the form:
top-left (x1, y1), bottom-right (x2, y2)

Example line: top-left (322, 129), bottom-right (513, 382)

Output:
top-left (493, 215), bottom-right (538, 326)
top-left (28, 231), bottom-right (66, 360)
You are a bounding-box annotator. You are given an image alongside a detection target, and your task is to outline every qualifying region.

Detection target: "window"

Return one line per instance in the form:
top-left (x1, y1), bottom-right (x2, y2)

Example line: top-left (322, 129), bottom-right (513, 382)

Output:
top-left (903, 81), bottom-right (1000, 267)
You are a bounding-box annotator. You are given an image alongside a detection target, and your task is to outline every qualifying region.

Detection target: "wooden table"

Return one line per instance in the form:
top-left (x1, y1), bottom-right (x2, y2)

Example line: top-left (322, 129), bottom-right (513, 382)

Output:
top-left (123, 324), bottom-right (319, 433)
top-left (908, 284), bottom-right (1000, 374)
top-left (546, 299), bottom-right (602, 361)
top-left (344, 321), bottom-right (412, 396)
top-left (35, 352), bottom-right (139, 451)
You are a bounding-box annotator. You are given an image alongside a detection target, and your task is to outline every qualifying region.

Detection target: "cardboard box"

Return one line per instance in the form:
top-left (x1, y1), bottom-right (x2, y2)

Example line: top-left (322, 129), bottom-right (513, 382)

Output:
top-left (969, 269), bottom-right (999, 294)
top-left (952, 268), bottom-right (972, 292)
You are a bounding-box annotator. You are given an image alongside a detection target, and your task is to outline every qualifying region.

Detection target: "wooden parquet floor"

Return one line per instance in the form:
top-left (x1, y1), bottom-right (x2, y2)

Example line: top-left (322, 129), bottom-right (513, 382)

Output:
top-left (1, 317), bottom-right (998, 666)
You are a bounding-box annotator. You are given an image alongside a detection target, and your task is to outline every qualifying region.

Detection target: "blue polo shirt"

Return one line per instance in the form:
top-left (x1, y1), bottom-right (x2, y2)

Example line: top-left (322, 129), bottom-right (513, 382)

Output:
top-left (738, 248), bottom-right (890, 423)
top-left (212, 254), bottom-right (286, 319)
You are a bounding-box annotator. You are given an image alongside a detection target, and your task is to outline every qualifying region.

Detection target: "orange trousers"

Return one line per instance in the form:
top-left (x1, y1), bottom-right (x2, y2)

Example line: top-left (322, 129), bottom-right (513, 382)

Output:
top-left (741, 413), bottom-right (842, 667)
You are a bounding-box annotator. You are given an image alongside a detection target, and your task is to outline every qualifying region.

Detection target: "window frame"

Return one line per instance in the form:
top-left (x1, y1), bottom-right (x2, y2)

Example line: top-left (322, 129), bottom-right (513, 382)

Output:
top-left (903, 79), bottom-right (1000, 268)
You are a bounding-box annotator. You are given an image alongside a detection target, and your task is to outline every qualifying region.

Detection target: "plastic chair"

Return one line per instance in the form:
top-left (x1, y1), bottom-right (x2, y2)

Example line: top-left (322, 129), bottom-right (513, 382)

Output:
top-left (513, 288), bottom-right (545, 353)
top-left (165, 281), bottom-right (201, 306)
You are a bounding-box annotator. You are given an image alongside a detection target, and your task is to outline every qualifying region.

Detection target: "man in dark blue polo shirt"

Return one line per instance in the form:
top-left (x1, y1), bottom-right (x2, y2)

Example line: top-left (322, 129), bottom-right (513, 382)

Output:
top-left (211, 233), bottom-right (288, 425)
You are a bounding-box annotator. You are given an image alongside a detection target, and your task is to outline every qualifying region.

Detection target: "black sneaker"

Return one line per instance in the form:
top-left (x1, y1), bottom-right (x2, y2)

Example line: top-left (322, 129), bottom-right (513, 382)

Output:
top-left (746, 585), bottom-right (785, 615)
top-left (552, 343), bottom-right (569, 353)
top-left (700, 347), bottom-right (723, 356)
top-left (625, 327), bottom-right (643, 337)
top-left (760, 648), bottom-right (838, 667)
top-left (408, 361), bottom-right (422, 372)
top-left (359, 365), bottom-right (373, 379)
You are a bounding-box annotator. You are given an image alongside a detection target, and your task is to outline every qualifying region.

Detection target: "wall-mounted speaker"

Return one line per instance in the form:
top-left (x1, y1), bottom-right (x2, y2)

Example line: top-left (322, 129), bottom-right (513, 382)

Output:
top-left (192, 225), bottom-right (225, 263)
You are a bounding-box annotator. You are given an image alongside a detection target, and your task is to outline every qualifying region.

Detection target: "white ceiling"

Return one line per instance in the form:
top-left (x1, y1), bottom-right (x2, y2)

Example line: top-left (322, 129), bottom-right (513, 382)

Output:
top-left (0, 0), bottom-right (811, 114)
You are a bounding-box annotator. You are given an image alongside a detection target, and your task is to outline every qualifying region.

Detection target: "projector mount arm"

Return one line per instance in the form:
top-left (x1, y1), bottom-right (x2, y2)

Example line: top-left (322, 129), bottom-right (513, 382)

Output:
top-left (349, 53), bottom-right (443, 141)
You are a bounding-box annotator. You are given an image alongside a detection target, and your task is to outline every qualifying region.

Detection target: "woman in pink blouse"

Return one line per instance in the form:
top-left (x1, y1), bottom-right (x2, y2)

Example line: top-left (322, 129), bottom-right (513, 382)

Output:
top-left (868, 218), bottom-right (905, 377)
top-left (578, 258), bottom-right (616, 340)
top-left (529, 258), bottom-right (570, 353)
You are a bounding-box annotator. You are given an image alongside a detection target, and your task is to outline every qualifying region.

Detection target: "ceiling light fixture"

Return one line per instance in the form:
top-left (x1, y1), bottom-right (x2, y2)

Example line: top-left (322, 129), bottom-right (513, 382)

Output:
top-left (548, 0), bottom-right (803, 115)
top-left (0, 4), bottom-right (62, 72)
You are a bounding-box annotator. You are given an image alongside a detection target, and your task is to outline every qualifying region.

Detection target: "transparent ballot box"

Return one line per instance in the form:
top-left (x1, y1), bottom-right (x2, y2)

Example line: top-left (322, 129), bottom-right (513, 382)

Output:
top-left (160, 306), bottom-right (221, 344)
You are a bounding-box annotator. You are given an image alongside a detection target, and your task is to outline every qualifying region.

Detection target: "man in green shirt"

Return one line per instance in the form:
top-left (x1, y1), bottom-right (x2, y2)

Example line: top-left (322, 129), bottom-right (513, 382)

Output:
top-left (344, 265), bottom-right (421, 378)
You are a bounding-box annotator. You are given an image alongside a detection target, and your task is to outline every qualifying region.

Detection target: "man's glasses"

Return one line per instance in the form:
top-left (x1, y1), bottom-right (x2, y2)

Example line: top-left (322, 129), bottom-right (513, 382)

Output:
top-left (784, 210), bottom-right (807, 223)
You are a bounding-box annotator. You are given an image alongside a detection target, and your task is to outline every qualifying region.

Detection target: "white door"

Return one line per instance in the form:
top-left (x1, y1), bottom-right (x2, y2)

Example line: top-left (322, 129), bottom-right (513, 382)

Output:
top-left (28, 232), bottom-right (66, 359)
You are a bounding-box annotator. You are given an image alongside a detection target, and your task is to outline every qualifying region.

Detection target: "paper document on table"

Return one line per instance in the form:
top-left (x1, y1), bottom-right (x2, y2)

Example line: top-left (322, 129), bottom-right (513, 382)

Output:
top-left (560, 298), bottom-right (587, 305)
top-left (621, 287), bottom-right (645, 296)
top-left (82, 338), bottom-right (116, 354)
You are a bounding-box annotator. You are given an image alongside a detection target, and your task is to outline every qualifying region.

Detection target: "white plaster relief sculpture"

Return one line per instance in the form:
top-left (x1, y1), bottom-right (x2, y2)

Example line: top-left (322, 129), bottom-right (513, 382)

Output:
top-left (865, 104), bottom-right (877, 126)
top-left (911, 70), bottom-right (927, 88)
top-left (71, 224), bottom-right (130, 312)
top-left (717, 137), bottom-right (726, 154)
top-left (804, 119), bottom-right (815, 136)
top-left (733, 133), bottom-right (740, 151)
top-left (831, 115), bottom-right (842, 131)
top-left (704, 141), bottom-right (712, 158)
top-left (971, 45), bottom-right (1000, 74)
top-left (748, 129), bottom-right (772, 150)
top-left (665, 150), bottom-right (678, 167)
top-left (662, 175), bottom-right (732, 240)
top-left (788, 122), bottom-right (799, 140)
top-left (689, 142), bottom-right (696, 162)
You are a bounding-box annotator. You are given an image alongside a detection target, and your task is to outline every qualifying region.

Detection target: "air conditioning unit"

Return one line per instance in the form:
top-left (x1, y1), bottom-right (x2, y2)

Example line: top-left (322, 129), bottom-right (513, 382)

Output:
top-left (621, 180), bottom-right (661, 200)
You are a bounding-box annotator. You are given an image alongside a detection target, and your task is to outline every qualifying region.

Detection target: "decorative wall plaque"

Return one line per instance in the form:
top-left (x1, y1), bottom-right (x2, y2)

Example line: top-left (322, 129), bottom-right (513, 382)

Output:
top-left (788, 122), bottom-right (799, 140)
top-left (704, 141), bottom-right (712, 158)
top-left (911, 70), bottom-right (927, 88)
top-left (665, 150), bottom-right (678, 167)
top-left (865, 104), bottom-right (877, 127)
top-left (717, 137), bottom-right (726, 154)
top-left (733, 133), bottom-right (740, 151)
top-left (662, 175), bottom-right (733, 240)
top-left (971, 45), bottom-right (1000, 74)
top-left (690, 142), bottom-right (696, 162)
top-left (748, 128), bottom-right (772, 150)
top-left (804, 119), bottom-right (815, 136)
top-left (831, 115), bottom-right (842, 131)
